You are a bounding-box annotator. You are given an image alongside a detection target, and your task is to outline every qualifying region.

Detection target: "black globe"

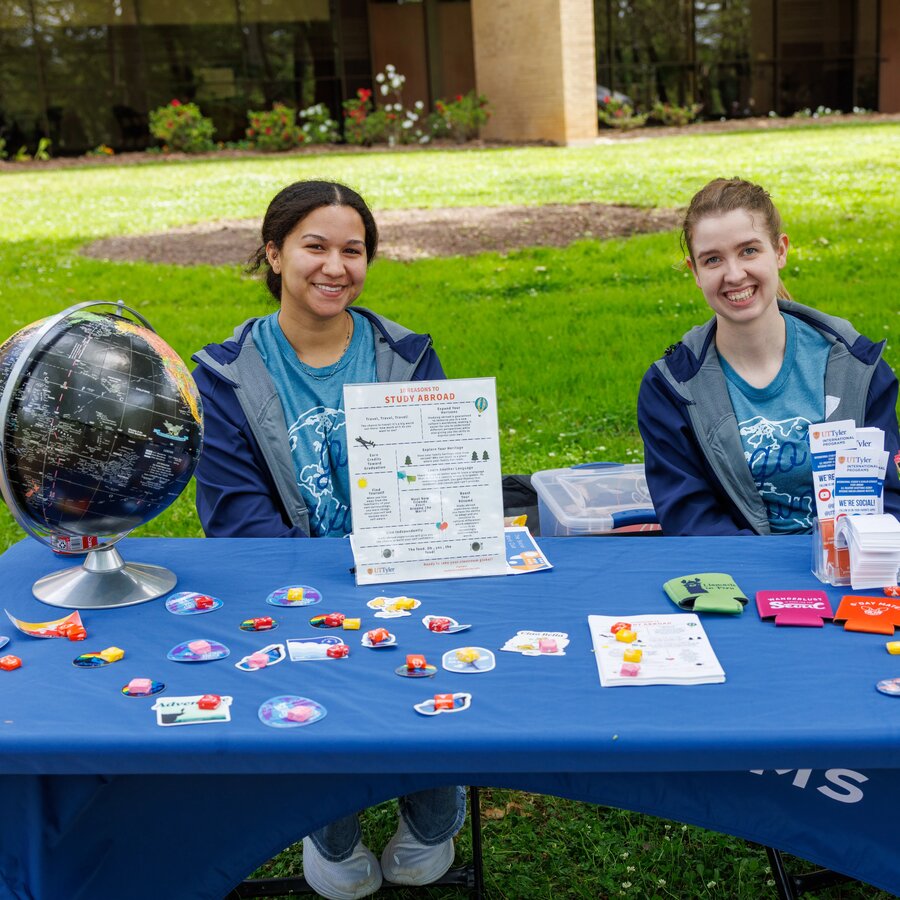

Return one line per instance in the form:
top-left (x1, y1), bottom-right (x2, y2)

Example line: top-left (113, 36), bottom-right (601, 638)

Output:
top-left (0, 309), bottom-right (203, 539)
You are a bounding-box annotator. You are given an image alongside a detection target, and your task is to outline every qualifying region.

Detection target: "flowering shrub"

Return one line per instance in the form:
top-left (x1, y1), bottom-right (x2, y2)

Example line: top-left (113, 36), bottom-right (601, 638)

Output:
top-left (597, 96), bottom-right (648, 130)
top-left (343, 67), bottom-right (428, 146)
top-left (88, 144), bottom-right (115, 157)
top-left (649, 101), bottom-right (702, 126)
top-left (430, 91), bottom-right (490, 142)
top-left (298, 104), bottom-right (341, 144)
top-left (343, 88), bottom-right (383, 145)
top-left (149, 99), bottom-right (215, 153)
top-left (246, 103), bottom-right (303, 152)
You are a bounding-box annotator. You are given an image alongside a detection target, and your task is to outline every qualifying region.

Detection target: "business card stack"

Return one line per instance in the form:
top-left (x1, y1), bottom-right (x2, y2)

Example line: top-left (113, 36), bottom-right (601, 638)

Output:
top-left (836, 514), bottom-right (900, 590)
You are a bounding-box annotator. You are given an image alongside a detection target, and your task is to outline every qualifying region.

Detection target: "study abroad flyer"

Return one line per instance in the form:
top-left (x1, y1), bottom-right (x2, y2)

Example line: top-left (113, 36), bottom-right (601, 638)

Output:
top-left (344, 377), bottom-right (506, 585)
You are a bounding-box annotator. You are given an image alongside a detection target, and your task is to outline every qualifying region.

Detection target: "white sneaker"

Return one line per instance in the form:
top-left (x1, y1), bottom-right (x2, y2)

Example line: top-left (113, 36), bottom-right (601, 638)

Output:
top-left (380, 817), bottom-right (455, 886)
top-left (302, 837), bottom-right (382, 900)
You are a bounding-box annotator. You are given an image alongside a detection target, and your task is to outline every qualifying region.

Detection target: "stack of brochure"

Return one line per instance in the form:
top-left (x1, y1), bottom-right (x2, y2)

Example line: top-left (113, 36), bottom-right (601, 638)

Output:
top-left (836, 514), bottom-right (900, 590)
top-left (587, 613), bottom-right (725, 687)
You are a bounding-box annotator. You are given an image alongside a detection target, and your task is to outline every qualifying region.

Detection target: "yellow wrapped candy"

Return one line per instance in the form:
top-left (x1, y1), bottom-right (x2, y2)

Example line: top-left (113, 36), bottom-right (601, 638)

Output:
top-left (98, 646), bottom-right (125, 663)
top-left (455, 647), bottom-right (480, 664)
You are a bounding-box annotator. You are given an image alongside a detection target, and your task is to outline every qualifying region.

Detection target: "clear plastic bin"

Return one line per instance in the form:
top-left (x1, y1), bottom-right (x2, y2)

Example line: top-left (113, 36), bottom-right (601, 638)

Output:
top-left (532, 463), bottom-right (660, 536)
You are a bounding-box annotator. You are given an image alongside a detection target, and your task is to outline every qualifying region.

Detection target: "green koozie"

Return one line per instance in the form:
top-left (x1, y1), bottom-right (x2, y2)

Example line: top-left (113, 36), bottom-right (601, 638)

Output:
top-left (663, 573), bottom-right (748, 615)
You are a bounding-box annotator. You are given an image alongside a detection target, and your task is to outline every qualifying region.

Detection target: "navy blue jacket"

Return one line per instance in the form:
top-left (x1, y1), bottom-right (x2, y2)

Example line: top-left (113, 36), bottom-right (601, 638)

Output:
top-left (638, 300), bottom-right (900, 535)
top-left (192, 308), bottom-right (444, 538)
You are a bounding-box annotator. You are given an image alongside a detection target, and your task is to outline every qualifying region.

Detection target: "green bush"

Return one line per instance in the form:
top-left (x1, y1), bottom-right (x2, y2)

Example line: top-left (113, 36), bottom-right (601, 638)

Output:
top-left (149, 99), bottom-right (216, 153)
top-left (650, 101), bottom-right (702, 126)
top-left (598, 96), bottom-right (648, 130)
top-left (298, 104), bottom-right (341, 144)
top-left (431, 91), bottom-right (490, 142)
top-left (246, 104), bottom-right (303, 152)
top-left (343, 88), bottom-right (382, 145)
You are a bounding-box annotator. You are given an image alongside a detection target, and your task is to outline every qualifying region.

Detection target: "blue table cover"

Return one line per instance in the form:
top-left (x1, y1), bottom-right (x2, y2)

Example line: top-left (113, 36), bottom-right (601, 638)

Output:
top-left (0, 535), bottom-right (898, 899)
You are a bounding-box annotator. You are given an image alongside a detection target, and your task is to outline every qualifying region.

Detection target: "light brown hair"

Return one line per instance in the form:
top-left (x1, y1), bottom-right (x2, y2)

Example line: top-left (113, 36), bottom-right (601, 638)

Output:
top-left (681, 177), bottom-right (791, 300)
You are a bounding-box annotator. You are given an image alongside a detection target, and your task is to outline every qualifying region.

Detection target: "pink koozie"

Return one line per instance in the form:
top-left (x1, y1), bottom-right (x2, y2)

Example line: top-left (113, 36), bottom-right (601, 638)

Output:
top-left (755, 590), bottom-right (834, 627)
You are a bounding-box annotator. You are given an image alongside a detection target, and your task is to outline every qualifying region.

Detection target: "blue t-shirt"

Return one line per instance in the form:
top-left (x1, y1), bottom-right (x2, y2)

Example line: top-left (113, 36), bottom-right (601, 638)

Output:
top-left (252, 309), bottom-right (376, 537)
top-left (719, 314), bottom-right (831, 534)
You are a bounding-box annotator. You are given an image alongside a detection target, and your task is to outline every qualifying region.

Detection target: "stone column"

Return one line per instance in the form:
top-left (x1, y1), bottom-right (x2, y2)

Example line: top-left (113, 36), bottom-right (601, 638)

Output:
top-left (471, 0), bottom-right (598, 145)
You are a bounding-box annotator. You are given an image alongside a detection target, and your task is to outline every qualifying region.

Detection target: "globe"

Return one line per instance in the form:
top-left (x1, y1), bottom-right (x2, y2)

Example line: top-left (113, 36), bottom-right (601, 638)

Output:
top-left (0, 301), bottom-right (203, 608)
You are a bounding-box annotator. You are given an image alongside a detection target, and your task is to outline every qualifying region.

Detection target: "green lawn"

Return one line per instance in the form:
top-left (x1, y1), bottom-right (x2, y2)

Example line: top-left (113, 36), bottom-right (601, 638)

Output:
top-left (0, 122), bottom-right (897, 897)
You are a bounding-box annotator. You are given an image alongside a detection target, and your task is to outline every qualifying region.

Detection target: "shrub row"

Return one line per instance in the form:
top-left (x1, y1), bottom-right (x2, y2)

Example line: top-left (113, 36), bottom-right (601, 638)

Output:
top-left (148, 64), bottom-right (490, 154)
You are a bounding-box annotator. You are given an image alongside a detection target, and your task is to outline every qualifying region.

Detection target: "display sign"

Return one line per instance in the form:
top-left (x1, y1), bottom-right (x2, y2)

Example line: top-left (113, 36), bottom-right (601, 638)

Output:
top-left (345, 377), bottom-right (506, 585)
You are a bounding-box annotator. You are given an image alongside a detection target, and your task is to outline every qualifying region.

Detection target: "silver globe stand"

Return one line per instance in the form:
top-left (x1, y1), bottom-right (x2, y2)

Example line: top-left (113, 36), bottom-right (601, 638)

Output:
top-left (0, 301), bottom-right (183, 610)
top-left (32, 544), bottom-right (177, 610)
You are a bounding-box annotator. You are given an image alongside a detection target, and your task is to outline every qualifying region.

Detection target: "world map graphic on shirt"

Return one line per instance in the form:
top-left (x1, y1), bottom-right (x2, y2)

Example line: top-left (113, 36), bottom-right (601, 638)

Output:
top-left (738, 414), bottom-right (814, 532)
top-left (287, 405), bottom-right (351, 536)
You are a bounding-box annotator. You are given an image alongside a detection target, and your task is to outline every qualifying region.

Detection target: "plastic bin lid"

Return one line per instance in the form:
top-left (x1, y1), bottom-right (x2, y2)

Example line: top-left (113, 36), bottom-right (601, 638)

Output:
top-left (532, 463), bottom-right (656, 531)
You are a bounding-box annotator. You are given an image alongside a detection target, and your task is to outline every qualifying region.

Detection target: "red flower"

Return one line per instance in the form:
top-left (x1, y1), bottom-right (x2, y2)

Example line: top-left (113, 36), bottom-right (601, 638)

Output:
top-left (455, 94), bottom-right (463, 102)
top-left (265, 126), bottom-right (272, 135)
top-left (170, 99), bottom-right (182, 107)
top-left (247, 128), bottom-right (255, 136)
top-left (358, 88), bottom-right (372, 101)
top-left (166, 120), bottom-right (174, 129)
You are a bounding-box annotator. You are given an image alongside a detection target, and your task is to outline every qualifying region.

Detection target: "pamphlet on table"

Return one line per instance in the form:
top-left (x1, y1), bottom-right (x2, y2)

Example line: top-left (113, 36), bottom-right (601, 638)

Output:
top-left (588, 613), bottom-right (725, 687)
top-left (345, 377), bottom-right (506, 585)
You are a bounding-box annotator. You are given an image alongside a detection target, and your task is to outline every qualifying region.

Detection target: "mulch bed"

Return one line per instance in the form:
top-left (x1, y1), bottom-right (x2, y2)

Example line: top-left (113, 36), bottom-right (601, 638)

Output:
top-left (81, 203), bottom-right (682, 265)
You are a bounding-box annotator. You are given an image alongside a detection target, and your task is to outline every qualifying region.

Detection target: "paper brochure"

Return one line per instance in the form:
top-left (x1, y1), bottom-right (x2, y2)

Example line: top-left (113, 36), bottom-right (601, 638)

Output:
top-left (588, 613), bottom-right (725, 687)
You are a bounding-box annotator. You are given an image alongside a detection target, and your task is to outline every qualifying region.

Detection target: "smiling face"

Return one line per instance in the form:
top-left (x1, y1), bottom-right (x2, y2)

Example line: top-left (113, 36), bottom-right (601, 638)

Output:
top-left (266, 204), bottom-right (368, 323)
top-left (687, 208), bottom-right (789, 329)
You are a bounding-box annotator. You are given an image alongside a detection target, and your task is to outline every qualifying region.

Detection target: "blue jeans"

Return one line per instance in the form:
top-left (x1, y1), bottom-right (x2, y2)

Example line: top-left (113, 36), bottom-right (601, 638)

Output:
top-left (308, 786), bottom-right (466, 862)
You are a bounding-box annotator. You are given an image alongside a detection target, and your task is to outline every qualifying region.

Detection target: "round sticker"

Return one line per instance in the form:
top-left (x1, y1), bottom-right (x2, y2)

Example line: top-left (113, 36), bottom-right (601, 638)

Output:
top-left (167, 640), bottom-right (230, 662)
top-left (310, 613), bottom-right (346, 629)
top-left (875, 677), bottom-right (900, 697)
top-left (240, 617), bottom-right (278, 632)
top-left (258, 695), bottom-right (327, 728)
top-left (395, 663), bottom-right (438, 678)
top-left (121, 680), bottom-right (165, 697)
top-left (73, 653), bottom-right (108, 668)
top-left (266, 585), bottom-right (322, 607)
top-left (165, 592), bottom-right (224, 615)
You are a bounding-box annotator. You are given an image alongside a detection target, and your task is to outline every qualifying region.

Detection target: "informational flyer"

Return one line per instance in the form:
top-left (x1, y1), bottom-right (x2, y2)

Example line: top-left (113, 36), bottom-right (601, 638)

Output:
top-left (344, 377), bottom-right (506, 585)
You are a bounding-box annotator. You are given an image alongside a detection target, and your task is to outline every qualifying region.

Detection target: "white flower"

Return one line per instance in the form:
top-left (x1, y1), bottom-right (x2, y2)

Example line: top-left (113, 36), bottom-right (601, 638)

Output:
top-left (380, 85), bottom-right (389, 96)
top-left (415, 100), bottom-right (424, 110)
top-left (376, 73), bottom-right (385, 83)
top-left (386, 64), bottom-right (395, 73)
top-left (319, 124), bottom-right (327, 133)
top-left (706, 881), bottom-right (717, 889)
top-left (402, 119), bottom-right (412, 129)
